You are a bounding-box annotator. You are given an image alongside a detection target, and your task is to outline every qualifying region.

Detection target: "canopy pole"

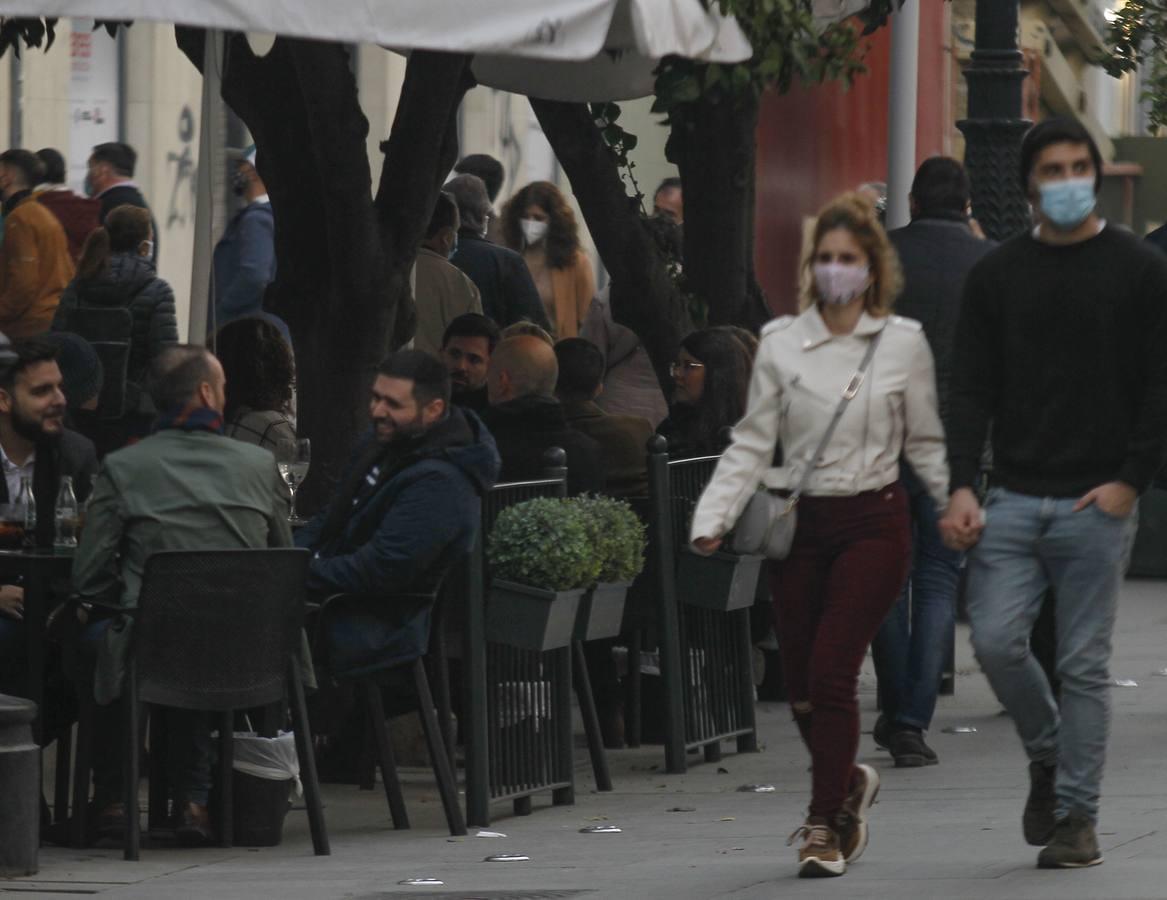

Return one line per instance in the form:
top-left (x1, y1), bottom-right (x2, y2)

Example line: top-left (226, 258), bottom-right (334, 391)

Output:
top-left (188, 30), bottom-right (225, 347)
top-left (885, 0), bottom-right (919, 230)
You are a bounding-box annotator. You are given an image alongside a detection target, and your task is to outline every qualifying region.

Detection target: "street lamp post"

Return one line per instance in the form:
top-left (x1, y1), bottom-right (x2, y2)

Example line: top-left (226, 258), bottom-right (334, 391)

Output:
top-left (957, 0), bottom-right (1032, 241)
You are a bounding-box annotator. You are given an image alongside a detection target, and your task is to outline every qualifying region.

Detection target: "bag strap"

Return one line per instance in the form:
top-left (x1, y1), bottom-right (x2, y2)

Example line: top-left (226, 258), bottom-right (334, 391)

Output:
top-left (788, 327), bottom-right (884, 506)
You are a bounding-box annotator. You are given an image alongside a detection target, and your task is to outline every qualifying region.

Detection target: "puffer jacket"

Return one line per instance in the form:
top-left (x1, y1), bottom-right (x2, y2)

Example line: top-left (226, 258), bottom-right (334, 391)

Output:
top-left (52, 253), bottom-right (179, 411)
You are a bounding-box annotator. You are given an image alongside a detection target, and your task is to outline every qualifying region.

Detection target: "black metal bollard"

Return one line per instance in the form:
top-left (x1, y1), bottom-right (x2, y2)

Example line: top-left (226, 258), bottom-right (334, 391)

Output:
top-left (0, 694), bottom-right (38, 877)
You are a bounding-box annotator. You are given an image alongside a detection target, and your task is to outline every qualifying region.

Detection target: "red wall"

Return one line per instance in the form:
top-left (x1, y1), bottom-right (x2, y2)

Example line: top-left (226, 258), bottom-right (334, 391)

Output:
top-left (754, 6), bottom-right (950, 314)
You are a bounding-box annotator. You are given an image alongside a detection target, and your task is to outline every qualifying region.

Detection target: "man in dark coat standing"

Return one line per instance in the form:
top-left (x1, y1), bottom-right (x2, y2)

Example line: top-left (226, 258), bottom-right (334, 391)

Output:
top-left (444, 174), bottom-right (551, 330)
top-left (871, 157), bottom-right (994, 768)
top-left (481, 334), bottom-right (603, 496)
top-left (211, 145), bottom-right (276, 330)
top-left (86, 142), bottom-right (157, 263)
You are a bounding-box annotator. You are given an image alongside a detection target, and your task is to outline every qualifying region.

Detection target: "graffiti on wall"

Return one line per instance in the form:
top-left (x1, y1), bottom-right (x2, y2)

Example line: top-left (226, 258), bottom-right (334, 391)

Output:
top-left (166, 105), bottom-right (197, 229)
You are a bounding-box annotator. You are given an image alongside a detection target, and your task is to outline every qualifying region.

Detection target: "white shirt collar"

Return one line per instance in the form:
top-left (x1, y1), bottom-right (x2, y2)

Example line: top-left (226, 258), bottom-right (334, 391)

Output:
top-left (95, 179), bottom-right (141, 199)
top-left (0, 442), bottom-right (34, 473)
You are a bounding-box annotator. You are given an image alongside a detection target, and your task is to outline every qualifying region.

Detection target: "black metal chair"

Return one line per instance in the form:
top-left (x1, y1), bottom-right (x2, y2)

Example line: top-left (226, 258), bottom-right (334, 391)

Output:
top-left (314, 588), bottom-right (466, 836)
top-left (121, 549), bottom-right (329, 860)
top-left (463, 448), bottom-right (610, 826)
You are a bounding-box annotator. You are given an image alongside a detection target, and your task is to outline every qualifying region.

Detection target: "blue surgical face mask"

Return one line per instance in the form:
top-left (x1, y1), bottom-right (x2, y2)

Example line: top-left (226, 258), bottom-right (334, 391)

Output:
top-left (447, 234), bottom-right (459, 261)
top-left (1038, 176), bottom-right (1096, 231)
top-left (82, 174), bottom-right (95, 198)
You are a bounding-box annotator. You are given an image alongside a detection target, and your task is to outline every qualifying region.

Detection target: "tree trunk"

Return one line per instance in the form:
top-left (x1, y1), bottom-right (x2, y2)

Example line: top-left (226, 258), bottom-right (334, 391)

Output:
top-left (531, 98), bottom-right (690, 388)
top-left (176, 30), bottom-right (469, 510)
top-left (670, 92), bottom-right (770, 330)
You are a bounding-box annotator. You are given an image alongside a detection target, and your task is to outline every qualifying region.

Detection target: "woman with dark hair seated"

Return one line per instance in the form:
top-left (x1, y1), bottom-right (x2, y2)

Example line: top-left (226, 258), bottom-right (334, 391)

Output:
top-left (213, 315), bottom-right (296, 452)
top-left (656, 328), bottom-right (752, 459)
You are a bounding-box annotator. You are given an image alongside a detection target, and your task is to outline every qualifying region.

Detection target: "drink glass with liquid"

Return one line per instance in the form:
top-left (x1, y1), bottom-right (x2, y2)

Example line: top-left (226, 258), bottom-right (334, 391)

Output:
top-left (276, 438), bottom-right (311, 525)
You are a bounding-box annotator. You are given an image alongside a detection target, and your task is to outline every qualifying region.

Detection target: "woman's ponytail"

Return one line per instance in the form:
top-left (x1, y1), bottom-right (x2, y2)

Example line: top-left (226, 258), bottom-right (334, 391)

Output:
top-left (76, 226), bottom-right (111, 281)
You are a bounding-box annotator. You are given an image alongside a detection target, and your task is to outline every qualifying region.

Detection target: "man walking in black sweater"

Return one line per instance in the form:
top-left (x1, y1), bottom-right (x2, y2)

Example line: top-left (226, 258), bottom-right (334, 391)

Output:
top-left (941, 118), bottom-right (1167, 869)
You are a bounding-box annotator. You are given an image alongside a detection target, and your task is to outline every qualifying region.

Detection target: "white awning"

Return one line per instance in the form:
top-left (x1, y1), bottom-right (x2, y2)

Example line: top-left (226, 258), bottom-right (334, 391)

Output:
top-left (470, 0), bottom-right (752, 101)
top-left (0, 0), bottom-right (750, 65)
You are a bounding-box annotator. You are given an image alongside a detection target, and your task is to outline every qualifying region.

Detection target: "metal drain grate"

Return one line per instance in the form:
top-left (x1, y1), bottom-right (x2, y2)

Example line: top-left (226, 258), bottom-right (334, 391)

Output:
top-left (363, 892), bottom-right (588, 900)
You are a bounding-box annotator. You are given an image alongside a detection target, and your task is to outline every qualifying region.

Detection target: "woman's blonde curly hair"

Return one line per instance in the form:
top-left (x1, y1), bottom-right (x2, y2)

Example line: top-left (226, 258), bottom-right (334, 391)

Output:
top-left (799, 192), bottom-right (903, 317)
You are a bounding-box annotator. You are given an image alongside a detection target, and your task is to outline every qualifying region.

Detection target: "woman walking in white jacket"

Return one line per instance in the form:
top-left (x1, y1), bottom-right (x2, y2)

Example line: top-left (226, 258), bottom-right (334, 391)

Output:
top-left (690, 194), bottom-right (949, 878)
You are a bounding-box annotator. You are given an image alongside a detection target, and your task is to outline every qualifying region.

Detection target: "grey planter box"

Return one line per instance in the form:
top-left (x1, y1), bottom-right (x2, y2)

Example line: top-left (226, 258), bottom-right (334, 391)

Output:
top-left (574, 580), bottom-right (631, 642)
top-left (487, 579), bottom-right (584, 651)
top-left (676, 548), bottom-right (763, 611)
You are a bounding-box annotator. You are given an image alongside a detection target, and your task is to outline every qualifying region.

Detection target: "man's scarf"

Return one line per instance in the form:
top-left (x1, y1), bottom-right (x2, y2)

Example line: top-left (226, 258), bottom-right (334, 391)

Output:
top-left (154, 404), bottom-right (225, 435)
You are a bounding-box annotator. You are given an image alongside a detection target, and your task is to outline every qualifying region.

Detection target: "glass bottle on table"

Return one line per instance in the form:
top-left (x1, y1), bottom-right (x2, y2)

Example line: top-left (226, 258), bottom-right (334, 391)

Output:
top-left (15, 475), bottom-right (35, 549)
top-left (54, 476), bottom-right (79, 549)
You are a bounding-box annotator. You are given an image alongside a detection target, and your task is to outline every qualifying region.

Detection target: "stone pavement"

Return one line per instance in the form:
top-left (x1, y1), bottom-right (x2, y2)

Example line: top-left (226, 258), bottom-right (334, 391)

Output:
top-left (9, 578), bottom-right (1167, 899)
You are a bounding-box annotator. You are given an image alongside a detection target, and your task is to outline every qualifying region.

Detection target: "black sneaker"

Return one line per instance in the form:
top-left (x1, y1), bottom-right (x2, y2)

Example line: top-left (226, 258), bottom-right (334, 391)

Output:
top-left (889, 728), bottom-right (939, 767)
top-left (1037, 810), bottom-right (1102, 868)
top-left (872, 714), bottom-right (892, 751)
top-left (1023, 760), bottom-right (1058, 846)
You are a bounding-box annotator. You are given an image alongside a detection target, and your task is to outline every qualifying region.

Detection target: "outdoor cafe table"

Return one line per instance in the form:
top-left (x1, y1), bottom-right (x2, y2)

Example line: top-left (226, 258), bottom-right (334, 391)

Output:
top-left (1, 547), bottom-right (75, 744)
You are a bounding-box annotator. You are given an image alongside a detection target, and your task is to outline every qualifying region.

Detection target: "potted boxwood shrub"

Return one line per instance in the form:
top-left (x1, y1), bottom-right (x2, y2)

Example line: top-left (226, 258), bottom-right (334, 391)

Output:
top-left (572, 496), bottom-right (647, 641)
top-left (487, 497), bottom-right (600, 651)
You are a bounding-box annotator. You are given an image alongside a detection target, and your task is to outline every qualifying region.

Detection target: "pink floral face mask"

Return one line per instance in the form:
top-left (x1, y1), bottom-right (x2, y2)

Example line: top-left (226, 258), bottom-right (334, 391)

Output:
top-left (812, 262), bottom-right (870, 305)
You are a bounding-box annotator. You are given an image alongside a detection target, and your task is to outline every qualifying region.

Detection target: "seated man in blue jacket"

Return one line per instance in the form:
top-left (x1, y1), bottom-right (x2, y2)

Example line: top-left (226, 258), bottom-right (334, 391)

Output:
top-left (296, 351), bottom-right (499, 774)
top-left (296, 349), bottom-right (499, 670)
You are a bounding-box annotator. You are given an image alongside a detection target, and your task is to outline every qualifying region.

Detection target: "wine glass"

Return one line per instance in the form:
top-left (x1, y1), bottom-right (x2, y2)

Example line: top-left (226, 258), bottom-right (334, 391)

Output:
top-left (276, 438), bottom-right (311, 525)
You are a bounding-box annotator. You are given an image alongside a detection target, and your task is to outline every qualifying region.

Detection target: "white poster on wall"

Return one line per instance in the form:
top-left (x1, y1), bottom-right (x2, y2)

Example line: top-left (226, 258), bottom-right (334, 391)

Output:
top-left (68, 20), bottom-right (120, 193)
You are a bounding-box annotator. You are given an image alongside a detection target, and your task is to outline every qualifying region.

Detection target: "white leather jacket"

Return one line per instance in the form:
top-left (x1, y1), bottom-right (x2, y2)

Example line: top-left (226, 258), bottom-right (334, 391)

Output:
top-left (690, 306), bottom-right (950, 543)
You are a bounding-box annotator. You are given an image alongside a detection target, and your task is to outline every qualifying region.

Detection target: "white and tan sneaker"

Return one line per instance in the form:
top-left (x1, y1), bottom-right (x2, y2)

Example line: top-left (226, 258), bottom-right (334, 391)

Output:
top-left (788, 816), bottom-right (846, 878)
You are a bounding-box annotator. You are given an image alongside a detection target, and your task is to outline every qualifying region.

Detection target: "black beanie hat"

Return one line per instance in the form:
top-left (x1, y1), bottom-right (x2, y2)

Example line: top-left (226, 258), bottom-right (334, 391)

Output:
top-left (40, 332), bottom-right (104, 409)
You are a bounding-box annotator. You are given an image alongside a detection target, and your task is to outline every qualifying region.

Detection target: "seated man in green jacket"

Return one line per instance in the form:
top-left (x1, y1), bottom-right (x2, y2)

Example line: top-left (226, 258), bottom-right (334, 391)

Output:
top-left (73, 344), bottom-right (291, 845)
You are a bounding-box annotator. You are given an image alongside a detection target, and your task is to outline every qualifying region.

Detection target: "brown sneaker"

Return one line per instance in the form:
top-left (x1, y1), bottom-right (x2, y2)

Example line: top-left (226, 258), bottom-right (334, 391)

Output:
top-left (1036, 810), bottom-right (1103, 869)
top-left (837, 763), bottom-right (880, 861)
top-left (788, 816), bottom-right (846, 878)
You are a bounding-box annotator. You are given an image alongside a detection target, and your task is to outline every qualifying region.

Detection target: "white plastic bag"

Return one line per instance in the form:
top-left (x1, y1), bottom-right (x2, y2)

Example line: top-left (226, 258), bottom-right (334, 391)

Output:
top-left (232, 731), bottom-right (302, 797)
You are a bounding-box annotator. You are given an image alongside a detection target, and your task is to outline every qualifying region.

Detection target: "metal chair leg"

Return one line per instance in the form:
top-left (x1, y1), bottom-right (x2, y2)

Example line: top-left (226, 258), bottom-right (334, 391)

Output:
top-left (70, 692), bottom-right (94, 849)
top-left (363, 680), bottom-right (410, 829)
top-left (147, 709), bottom-right (169, 831)
top-left (412, 660), bottom-right (466, 836)
top-left (571, 641), bottom-right (612, 791)
top-left (288, 662), bottom-right (330, 856)
top-left (123, 673), bottom-right (141, 861)
top-left (431, 636), bottom-right (457, 774)
top-left (218, 710), bottom-right (234, 847)
top-left (53, 725), bottom-right (72, 825)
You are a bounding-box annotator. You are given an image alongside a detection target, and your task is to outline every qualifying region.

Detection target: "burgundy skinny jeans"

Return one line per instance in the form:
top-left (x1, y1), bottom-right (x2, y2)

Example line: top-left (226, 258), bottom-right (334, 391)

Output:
top-left (768, 483), bottom-right (910, 817)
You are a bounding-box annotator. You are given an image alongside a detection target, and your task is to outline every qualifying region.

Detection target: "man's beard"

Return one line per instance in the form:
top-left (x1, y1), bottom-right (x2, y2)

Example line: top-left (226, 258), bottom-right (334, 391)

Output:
top-left (451, 380), bottom-right (483, 397)
top-left (11, 405), bottom-right (60, 442)
top-left (375, 412), bottom-right (427, 445)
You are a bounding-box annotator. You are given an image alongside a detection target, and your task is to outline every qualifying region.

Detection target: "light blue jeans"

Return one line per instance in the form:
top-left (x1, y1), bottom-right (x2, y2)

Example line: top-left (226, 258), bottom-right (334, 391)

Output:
top-left (966, 487), bottom-right (1135, 824)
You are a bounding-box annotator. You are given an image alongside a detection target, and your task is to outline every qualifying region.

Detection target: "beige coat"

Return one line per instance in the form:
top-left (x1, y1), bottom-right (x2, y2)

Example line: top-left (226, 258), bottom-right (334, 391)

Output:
top-left (690, 307), bottom-right (949, 543)
top-left (413, 247), bottom-right (482, 356)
